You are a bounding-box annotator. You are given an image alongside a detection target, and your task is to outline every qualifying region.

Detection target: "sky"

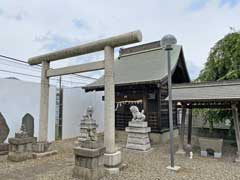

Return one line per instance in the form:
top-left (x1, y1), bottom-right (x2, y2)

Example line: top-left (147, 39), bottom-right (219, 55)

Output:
top-left (0, 0), bottom-right (239, 86)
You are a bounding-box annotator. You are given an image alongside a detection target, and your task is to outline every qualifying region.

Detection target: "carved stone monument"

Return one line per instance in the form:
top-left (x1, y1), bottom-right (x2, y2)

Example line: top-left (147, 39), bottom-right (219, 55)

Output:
top-left (73, 106), bottom-right (106, 180)
top-left (22, 113), bottom-right (34, 137)
top-left (0, 112), bottom-right (10, 155)
top-left (125, 106), bottom-right (151, 151)
top-left (8, 124), bottom-right (34, 162)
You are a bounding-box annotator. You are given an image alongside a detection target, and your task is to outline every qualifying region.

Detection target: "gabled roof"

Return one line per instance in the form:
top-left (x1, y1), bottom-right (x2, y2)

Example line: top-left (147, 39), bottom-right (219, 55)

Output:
top-left (83, 42), bottom-right (190, 91)
top-left (170, 80), bottom-right (240, 102)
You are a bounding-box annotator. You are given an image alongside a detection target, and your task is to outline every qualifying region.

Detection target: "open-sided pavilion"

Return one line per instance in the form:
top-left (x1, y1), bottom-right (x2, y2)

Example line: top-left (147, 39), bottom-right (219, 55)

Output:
top-left (171, 80), bottom-right (240, 161)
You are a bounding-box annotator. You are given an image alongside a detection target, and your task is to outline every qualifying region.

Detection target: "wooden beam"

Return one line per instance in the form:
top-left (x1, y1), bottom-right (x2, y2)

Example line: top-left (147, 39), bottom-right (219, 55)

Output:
top-left (187, 108), bottom-right (192, 145)
top-left (46, 61), bottom-right (104, 77)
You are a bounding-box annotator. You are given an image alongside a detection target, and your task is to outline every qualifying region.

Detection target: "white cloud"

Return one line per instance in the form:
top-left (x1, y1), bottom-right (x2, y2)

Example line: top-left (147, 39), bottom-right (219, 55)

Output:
top-left (0, 0), bottom-right (239, 83)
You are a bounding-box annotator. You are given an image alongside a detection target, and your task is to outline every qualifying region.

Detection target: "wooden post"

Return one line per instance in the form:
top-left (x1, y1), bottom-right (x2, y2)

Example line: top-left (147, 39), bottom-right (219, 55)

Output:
top-left (232, 103), bottom-right (240, 162)
top-left (143, 93), bottom-right (148, 126)
top-left (39, 61), bottom-right (50, 142)
top-left (187, 108), bottom-right (192, 145)
top-left (157, 85), bottom-right (161, 131)
top-left (176, 107), bottom-right (186, 154)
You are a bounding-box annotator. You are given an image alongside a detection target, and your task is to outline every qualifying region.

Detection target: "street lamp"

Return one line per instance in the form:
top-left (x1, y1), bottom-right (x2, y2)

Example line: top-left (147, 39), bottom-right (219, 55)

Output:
top-left (161, 34), bottom-right (180, 171)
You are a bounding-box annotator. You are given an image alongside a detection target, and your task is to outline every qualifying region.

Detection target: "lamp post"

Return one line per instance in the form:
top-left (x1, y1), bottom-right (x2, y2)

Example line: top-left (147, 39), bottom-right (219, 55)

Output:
top-left (161, 34), bottom-right (180, 171)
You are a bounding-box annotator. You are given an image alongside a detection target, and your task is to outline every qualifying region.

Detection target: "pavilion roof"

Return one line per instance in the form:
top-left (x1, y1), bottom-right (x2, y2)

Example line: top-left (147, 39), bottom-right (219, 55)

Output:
top-left (170, 80), bottom-right (240, 102)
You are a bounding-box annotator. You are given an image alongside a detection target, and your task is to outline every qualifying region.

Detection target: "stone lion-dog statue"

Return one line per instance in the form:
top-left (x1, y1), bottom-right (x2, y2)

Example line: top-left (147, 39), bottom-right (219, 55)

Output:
top-left (130, 105), bottom-right (146, 122)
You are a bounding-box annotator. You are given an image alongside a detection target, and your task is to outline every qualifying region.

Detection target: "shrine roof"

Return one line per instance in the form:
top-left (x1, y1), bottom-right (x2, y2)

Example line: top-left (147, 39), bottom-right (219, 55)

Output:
top-left (83, 41), bottom-right (190, 91)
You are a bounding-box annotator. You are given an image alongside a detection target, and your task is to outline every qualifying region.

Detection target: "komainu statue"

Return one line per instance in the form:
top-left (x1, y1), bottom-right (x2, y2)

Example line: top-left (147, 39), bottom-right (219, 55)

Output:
top-left (130, 106), bottom-right (146, 122)
top-left (78, 106), bottom-right (98, 142)
top-left (83, 106), bottom-right (94, 120)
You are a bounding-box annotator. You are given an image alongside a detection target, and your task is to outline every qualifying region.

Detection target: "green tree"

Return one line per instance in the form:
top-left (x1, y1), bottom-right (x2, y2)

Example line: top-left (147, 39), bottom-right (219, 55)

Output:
top-left (196, 31), bottom-right (240, 132)
top-left (198, 31), bottom-right (240, 81)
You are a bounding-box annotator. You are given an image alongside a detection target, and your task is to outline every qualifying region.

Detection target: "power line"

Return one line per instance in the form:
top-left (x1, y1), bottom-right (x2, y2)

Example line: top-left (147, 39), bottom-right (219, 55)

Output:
top-left (0, 54), bottom-right (97, 80)
top-left (0, 69), bottom-right (88, 84)
top-left (0, 58), bottom-right (91, 83)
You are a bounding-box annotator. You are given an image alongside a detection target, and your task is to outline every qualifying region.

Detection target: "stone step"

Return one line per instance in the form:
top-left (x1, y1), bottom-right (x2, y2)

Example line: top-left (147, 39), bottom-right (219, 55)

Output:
top-left (127, 138), bottom-right (150, 145)
top-left (125, 127), bottom-right (151, 133)
top-left (127, 133), bottom-right (149, 139)
top-left (128, 121), bottom-right (148, 128)
top-left (126, 143), bottom-right (151, 151)
top-left (127, 137), bottom-right (150, 145)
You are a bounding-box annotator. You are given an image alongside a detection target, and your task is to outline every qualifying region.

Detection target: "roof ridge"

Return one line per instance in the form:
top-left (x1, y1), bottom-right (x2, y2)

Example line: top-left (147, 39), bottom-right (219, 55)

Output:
top-left (172, 79), bottom-right (240, 89)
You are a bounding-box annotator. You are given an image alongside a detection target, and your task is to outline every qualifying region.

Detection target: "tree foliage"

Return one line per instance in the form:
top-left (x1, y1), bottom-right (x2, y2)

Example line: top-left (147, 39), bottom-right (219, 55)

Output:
top-left (196, 31), bottom-right (240, 131)
top-left (197, 31), bottom-right (240, 81)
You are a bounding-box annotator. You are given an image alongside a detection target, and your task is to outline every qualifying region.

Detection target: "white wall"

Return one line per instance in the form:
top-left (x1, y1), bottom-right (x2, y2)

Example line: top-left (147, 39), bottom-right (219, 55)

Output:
top-left (0, 78), bottom-right (56, 142)
top-left (62, 87), bottom-right (104, 139)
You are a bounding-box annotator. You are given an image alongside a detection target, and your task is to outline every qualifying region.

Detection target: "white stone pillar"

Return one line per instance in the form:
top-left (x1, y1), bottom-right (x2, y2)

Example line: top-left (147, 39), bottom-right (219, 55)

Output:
top-left (104, 46), bottom-right (121, 173)
top-left (39, 61), bottom-right (50, 142)
top-left (104, 46), bottom-right (115, 153)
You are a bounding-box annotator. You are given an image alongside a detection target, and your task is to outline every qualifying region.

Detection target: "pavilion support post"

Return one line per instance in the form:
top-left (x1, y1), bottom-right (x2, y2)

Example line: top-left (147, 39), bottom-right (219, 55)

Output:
top-left (104, 46), bottom-right (121, 173)
top-left (176, 107), bottom-right (186, 155)
top-left (39, 61), bottom-right (50, 142)
top-left (232, 103), bottom-right (240, 162)
top-left (187, 108), bottom-right (192, 146)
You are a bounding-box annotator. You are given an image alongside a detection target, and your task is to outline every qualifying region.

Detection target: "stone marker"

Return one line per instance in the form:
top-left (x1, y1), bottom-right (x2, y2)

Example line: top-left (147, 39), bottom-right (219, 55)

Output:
top-left (0, 112), bottom-right (10, 143)
top-left (22, 113), bottom-right (34, 137)
top-left (8, 124), bottom-right (34, 162)
top-left (126, 106), bottom-right (151, 151)
top-left (73, 106), bottom-right (106, 180)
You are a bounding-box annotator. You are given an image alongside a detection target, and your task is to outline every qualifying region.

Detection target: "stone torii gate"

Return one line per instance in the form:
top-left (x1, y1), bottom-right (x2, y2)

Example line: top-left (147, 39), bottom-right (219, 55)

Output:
top-left (28, 30), bottom-right (142, 171)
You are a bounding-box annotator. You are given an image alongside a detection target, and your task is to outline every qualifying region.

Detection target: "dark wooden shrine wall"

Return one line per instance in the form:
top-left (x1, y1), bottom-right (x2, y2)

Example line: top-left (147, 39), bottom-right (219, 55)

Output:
top-left (114, 83), bottom-right (177, 133)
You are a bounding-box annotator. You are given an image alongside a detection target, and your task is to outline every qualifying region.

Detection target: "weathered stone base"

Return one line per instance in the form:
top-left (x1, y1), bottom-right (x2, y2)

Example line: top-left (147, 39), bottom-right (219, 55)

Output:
top-left (73, 143), bottom-right (106, 180)
top-left (199, 137), bottom-right (223, 158)
top-left (32, 150), bottom-right (58, 159)
top-left (126, 121), bottom-right (151, 151)
top-left (33, 142), bottom-right (45, 153)
top-left (235, 151), bottom-right (240, 162)
top-left (32, 141), bottom-right (50, 153)
top-left (166, 165), bottom-right (181, 171)
top-left (8, 151), bottom-right (32, 162)
top-left (73, 166), bottom-right (105, 180)
top-left (0, 143), bottom-right (9, 155)
top-left (104, 151), bottom-right (122, 167)
top-left (8, 137), bottom-right (34, 162)
top-left (126, 143), bottom-right (151, 151)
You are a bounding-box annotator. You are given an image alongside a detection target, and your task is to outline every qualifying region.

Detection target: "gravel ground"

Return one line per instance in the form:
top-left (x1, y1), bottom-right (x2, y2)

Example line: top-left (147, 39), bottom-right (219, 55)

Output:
top-left (0, 139), bottom-right (240, 180)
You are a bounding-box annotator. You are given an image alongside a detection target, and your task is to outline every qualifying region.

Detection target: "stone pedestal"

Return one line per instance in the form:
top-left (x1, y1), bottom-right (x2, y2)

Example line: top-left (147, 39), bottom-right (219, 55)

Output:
top-left (78, 119), bottom-right (97, 142)
top-left (8, 137), bottom-right (34, 162)
top-left (125, 121), bottom-right (151, 151)
top-left (199, 137), bottom-right (223, 158)
top-left (0, 143), bottom-right (9, 155)
top-left (73, 141), bottom-right (105, 180)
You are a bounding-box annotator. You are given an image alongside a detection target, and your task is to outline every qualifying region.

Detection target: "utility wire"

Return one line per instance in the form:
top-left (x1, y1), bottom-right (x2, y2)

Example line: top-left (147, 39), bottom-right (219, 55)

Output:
top-left (0, 69), bottom-right (87, 84)
top-left (0, 54), bottom-right (97, 80)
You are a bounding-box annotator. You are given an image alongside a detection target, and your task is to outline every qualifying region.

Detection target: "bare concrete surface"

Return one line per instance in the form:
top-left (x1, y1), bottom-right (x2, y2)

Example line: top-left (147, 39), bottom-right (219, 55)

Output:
top-left (0, 138), bottom-right (240, 180)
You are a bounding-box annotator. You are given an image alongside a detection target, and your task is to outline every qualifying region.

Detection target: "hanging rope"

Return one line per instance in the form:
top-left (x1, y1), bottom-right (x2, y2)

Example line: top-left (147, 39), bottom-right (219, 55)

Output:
top-left (115, 99), bottom-right (143, 111)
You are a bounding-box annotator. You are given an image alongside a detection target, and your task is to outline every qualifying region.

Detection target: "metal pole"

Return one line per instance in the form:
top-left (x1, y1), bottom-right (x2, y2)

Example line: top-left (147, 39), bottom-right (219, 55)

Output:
top-left (167, 49), bottom-right (174, 167)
